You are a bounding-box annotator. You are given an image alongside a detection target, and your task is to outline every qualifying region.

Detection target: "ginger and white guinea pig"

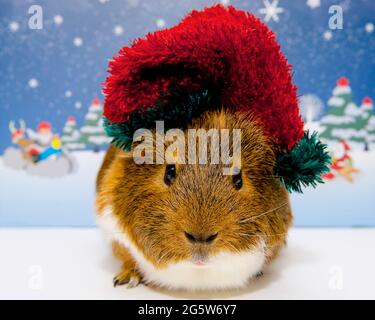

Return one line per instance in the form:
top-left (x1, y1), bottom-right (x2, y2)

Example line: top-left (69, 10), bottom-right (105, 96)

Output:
top-left (95, 110), bottom-right (292, 291)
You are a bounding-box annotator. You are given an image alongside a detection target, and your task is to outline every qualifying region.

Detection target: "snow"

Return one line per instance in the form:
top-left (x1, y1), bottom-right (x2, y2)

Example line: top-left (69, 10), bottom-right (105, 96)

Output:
top-left (320, 115), bottom-right (354, 124)
top-left (331, 128), bottom-right (367, 139)
top-left (291, 150), bottom-right (375, 227)
top-left (88, 136), bottom-right (111, 145)
top-left (156, 18), bottom-right (166, 28)
top-left (0, 151), bottom-right (105, 227)
top-left (28, 78), bottom-right (39, 89)
top-left (61, 131), bottom-right (80, 142)
top-left (333, 85), bottom-right (351, 96)
top-left (62, 127), bottom-right (74, 134)
top-left (88, 105), bottom-right (102, 112)
top-left (259, 0), bottom-right (284, 23)
top-left (306, 0), bottom-right (320, 10)
top-left (365, 22), bottom-right (374, 33)
top-left (53, 15), bottom-right (64, 26)
top-left (360, 104), bottom-right (373, 111)
top-left (323, 30), bottom-right (333, 41)
top-left (345, 103), bottom-right (362, 116)
top-left (73, 37), bottom-right (83, 47)
top-left (8, 21), bottom-right (20, 32)
top-left (1, 228), bottom-right (375, 299)
top-left (81, 126), bottom-right (104, 134)
top-left (63, 143), bottom-right (86, 150)
top-left (1, 150), bottom-right (375, 227)
top-left (85, 112), bottom-right (99, 121)
top-left (220, 0), bottom-right (230, 5)
top-left (113, 25), bottom-right (124, 36)
top-left (328, 96), bottom-right (345, 107)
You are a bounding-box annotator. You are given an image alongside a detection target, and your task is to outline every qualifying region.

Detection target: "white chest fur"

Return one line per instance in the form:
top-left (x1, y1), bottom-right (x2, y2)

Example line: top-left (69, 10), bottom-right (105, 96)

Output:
top-left (97, 206), bottom-right (265, 290)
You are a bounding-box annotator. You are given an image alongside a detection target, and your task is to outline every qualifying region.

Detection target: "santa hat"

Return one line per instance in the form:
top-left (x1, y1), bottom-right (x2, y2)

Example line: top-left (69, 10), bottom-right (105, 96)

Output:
top-left (37, 121), bottom-right (52, 132)
top-left (102, 5), bottom-right (330, 193)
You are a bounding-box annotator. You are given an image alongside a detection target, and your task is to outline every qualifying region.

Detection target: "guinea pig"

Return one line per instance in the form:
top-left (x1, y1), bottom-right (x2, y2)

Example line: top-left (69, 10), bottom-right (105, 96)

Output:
top-left (95, 110), bottom-right (292, 291)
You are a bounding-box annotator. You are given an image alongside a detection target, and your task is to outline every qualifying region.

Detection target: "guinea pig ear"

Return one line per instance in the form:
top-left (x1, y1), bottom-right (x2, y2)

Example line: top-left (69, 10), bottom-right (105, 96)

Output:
top-left (275, 131), bottom-right (331, 193)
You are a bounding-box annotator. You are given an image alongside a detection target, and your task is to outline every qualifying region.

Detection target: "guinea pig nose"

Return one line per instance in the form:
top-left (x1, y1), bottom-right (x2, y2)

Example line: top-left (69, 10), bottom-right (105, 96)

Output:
top-left (184, 232), bottom-right (218, 244)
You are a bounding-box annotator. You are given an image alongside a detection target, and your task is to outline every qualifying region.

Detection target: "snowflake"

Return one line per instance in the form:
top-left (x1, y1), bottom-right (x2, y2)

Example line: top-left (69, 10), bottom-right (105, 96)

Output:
top-left (306, 0), bottom-right (320, 10)
top-left (75, 101), bottom-right (82, 109)
top-left (65, 90), bottom-right (72, 98)
top-left (259, 0), bottom-right (284, 23)
top-left (365, 22), bottom-right (374, 34)
top-left (9, 21), bottom-right (20, 32)
top-left (220, 0), bottom-right (230, 5)
top-left (73, 37), bottom-right (83, 47)
top-left (53, 15), bottom-right (64, 26)
top-left (323, 30), bottom-right (333, 41)
top-left (113, 25), bottom-right (124, 36)
top-left (156, 18), bottom-right (166, 28)
top-left (28, 78), bottom-right (39, 89)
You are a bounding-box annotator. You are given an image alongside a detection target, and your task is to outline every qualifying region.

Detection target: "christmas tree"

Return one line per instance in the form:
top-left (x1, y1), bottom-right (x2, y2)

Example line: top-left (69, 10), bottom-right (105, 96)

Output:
top-left (365, 98), bottom-right (375, 150)
top-left (319, 77), bottom-right (372, 150)
top-left (79, 99), bottom-right (111, 152)
top-left (61, 116), bottom-right (85, 150)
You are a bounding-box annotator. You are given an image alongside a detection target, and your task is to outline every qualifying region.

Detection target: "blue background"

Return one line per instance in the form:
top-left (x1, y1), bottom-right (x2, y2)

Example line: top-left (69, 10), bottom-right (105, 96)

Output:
top-left (0, 0), bottom-right (374, 227)
top-left (0, 0), bottom-right (374, 152)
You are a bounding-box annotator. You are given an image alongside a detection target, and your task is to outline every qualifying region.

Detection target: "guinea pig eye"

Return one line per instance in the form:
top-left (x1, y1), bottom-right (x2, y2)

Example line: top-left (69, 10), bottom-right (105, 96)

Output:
top-left (164, 164), bottom-right (176, 186)
top-left (232, 168), bottom-right (242, 190)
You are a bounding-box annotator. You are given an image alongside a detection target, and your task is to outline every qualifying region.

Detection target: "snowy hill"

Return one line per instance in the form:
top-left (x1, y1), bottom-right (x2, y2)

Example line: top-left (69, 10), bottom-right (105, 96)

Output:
top-left (291, 150), bottom-right (375, 227)
top-left (1, 150), bottom-right (374, 227)
top-left (0, 151), bottom-right (105, 227)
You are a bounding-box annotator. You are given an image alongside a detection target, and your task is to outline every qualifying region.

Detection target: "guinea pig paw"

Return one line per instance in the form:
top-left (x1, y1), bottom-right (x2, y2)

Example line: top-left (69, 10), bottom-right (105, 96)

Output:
top-left (113, 268), bottom-right (141, 289)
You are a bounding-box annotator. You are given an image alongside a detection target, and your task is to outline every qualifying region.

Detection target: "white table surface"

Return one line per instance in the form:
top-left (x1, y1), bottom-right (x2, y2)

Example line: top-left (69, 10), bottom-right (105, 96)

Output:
top-left (0, 228), bottom-right (374, 300)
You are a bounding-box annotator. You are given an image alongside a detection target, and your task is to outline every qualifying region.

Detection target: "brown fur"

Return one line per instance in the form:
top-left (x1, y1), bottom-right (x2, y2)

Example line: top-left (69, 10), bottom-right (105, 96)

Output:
top-left (96, 110), bottom-right (292, 285)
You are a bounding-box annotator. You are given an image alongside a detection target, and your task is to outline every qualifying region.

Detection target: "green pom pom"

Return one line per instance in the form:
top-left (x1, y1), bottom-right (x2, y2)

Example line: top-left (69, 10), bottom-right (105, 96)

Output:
top-left (103, 88), bottom-right (217, 151)
top-left (275, 131), bottom-right (331, 193)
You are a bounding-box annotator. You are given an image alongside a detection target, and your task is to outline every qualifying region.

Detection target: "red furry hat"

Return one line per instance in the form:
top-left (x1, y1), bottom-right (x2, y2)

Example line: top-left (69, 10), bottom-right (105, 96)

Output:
top-left (103, 5), bottom-right (330, 192)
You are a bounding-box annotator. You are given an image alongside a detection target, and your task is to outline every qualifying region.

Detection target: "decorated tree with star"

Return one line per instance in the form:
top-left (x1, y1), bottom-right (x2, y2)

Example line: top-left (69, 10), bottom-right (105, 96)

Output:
top-left (352, 97), bottom-right (373, 150)
top-left (319, 77), bottom-right (373, 150)
top-left (364, 98), bottom-right (375, 150)
top-left (79, 99), bottom-right (111, 152)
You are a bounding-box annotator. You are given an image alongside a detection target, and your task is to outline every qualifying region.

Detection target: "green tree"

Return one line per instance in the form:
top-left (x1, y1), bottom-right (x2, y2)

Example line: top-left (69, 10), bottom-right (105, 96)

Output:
top-left (79, 99), bottom-right (111, 152)
top-left (61, 116), bottom-right (85, 150)
top-left (364, 98), bottom-right (375, 150)
top-left (319, 78), bottom-right (372, 150)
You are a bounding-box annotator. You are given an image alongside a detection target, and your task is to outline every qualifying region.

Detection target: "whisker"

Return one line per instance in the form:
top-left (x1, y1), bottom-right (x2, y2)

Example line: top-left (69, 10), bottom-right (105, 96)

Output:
top-left (247, 175), bottom-right (282, 180)
top-left (239, 201), bottom-right (289, 224)
top-left (116, 153), bottom-right (132, 159)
